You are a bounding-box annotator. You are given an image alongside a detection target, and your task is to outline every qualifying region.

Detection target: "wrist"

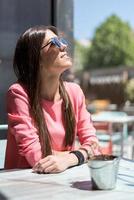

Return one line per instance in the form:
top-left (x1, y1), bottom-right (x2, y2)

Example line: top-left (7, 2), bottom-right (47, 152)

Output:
top-left (78, 148), bottom-right (88, 161)
top-left (65, 152), bottom-right (79, 168)
top-left (69, 150), bottom-right (85, 166)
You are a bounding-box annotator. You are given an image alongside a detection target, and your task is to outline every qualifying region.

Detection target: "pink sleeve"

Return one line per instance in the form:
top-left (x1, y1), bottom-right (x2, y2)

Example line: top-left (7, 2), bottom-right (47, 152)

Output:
top-left (7, 85), bottom-right (42, 166)
top-left (76, 86), bottom-right (100, 155)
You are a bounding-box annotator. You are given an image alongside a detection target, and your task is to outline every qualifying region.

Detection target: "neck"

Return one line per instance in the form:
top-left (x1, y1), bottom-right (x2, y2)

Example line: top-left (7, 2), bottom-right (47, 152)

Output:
top-left (41, 75), bottom-right (61, 102)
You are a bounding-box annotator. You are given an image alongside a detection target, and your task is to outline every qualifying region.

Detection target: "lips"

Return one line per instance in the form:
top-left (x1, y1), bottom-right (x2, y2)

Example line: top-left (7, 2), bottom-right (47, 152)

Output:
top-left (61, 53), bottom-right (68, 58)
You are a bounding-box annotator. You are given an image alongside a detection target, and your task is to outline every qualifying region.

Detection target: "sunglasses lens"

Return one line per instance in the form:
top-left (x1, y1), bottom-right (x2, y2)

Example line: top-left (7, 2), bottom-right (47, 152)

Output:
top-left (60, 38), bottom-right (68, 46)
top-left (51, 37), bottom-right (68, 48)
top-left (41, 37), bottom-right (68, 50)
top-left (51, 38), bottom-right (61, 48)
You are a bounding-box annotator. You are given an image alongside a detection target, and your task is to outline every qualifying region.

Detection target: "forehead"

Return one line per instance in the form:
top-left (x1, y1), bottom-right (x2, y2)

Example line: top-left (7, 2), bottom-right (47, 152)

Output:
top-left (44, 29), bottom-right (58, 42)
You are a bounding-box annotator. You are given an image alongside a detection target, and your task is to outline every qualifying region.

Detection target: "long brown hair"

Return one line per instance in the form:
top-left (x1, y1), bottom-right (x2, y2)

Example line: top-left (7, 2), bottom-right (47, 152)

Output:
top-left (13, 25), bottom-right (76, 157)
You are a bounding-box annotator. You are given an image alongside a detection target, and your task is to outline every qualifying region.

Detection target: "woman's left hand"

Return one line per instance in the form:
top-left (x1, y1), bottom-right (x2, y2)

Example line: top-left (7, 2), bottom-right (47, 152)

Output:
top-left (33, 154), bottom-right (73, 173)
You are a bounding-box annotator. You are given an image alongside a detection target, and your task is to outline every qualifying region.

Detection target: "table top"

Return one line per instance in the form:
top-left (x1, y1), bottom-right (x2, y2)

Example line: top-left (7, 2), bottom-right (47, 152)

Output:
top-left (92, 114), bottom-right (134, 123)
top-left (0, 158), bottom-right (134, 200)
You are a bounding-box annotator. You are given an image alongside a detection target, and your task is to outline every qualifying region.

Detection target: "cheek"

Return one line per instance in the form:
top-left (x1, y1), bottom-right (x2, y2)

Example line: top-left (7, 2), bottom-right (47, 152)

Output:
top-left (40, 49), bottom-right (59, 66)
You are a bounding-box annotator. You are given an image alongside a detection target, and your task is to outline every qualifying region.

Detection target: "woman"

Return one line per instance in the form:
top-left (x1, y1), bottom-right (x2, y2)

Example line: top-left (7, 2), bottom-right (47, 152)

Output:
top-left (5, 25), bottom-right (100, 173)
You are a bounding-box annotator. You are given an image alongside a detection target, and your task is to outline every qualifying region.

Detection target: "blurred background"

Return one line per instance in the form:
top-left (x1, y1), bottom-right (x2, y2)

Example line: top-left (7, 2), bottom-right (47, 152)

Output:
top-left (73, 0), bottom-right (134, 158)
top-left (74, 0), bottom-right (134, 114)
top-left (0, 0), bottom-right (134, 162)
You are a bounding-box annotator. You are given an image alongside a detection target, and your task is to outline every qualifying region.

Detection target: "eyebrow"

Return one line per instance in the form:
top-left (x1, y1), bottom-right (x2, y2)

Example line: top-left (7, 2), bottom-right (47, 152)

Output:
top-left (41, 37), bottom-right (58, 50)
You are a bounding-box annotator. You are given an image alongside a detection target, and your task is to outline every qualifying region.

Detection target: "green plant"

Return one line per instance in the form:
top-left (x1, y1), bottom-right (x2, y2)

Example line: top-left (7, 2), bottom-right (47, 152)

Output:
top-left (84, 14), bottom-right (134, 69)
top-left (74, 40), bottom-right (90, 72)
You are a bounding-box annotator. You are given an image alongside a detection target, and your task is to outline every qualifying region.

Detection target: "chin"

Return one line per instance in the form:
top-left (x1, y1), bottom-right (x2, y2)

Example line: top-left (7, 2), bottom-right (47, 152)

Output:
top-left (64, 62), bottom-right (72, 70)
top-left (66, 59), bottom-right (72, 67)
top-left (59, 63), bottom-right (72, 74)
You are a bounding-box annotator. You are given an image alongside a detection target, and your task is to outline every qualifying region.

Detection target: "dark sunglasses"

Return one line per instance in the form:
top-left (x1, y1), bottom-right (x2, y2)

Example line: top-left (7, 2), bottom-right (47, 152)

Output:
top-left (41, 37), bottom-right (68, 50)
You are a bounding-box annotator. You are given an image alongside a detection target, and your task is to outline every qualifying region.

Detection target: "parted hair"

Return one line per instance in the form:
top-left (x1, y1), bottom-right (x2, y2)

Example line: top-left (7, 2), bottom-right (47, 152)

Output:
top-left (13, 25), bottom-right (76, 157)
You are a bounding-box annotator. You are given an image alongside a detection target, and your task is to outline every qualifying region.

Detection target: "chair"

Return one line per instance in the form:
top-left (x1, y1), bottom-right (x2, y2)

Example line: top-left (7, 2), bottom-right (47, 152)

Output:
top-left (93, 122), bottom-right (120, 154)
top-left (0, 124), bottom-right (8, 169)
top-left (93, 111), bottom-right (128, 155)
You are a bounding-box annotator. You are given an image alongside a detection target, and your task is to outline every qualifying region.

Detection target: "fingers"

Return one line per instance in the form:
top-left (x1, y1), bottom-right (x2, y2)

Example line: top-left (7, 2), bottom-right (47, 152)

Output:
top-left (33, 154), bottom-right (69, 174)
top-left (33, 155), bottom-right (58, 173)
top-left (44, 165), bottom-right (57, 173)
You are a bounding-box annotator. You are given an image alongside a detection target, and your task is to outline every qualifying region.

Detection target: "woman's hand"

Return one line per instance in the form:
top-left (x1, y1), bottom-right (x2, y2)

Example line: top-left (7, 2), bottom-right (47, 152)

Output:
top-left (33, 153), bottom-right (78, 173)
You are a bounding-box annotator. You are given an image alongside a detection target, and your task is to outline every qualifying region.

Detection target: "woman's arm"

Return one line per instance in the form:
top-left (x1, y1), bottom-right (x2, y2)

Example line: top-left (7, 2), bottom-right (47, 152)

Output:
top-left (75, 85), bottom-right (101, 160)
top-left (7, 84), bottom-right (42, 166)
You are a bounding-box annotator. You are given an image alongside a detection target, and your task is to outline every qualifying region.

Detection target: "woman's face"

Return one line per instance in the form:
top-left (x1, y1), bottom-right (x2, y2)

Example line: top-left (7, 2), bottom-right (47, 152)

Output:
top-left (40, 29), bottom-right (72, 76)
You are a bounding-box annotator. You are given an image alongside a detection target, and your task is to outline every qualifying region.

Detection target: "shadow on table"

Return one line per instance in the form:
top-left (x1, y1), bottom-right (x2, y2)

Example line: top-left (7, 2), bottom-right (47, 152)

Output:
top-left (71, 180), bottom-right (92, 191)
top-left (0, 192), bottom-right (8, 200)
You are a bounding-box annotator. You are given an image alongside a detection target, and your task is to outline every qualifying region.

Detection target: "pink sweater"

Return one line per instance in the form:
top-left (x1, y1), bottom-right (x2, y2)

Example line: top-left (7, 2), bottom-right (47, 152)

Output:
top-left (5, 82), bottom-right (98, 169)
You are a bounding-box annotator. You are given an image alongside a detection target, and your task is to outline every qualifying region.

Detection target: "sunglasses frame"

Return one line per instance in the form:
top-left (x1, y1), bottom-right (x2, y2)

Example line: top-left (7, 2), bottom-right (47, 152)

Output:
top-left (41, 37), bottom-right (68, 50)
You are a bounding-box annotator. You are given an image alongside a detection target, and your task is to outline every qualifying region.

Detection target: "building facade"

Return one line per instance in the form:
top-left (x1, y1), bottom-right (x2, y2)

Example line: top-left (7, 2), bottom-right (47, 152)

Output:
top-left (0, 0), bottom-right (73, 138)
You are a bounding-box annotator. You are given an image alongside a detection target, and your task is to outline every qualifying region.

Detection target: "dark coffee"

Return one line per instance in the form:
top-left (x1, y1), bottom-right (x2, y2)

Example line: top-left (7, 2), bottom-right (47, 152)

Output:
top-left (91, 155), bottom-right (117, 161)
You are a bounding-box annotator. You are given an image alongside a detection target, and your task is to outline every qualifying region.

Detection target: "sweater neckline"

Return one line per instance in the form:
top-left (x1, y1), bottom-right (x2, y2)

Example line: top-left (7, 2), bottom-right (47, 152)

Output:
top-left (41, 98), bottom-right (63, 105)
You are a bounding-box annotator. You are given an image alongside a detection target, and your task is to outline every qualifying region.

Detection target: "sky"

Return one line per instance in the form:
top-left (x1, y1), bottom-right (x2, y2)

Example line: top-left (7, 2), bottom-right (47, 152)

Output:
top-left (74, 0), bottom-right (134, 40)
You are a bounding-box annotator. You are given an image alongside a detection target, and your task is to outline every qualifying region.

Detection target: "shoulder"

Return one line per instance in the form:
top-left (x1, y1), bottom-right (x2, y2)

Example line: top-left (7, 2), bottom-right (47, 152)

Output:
top-left (7, 83), bottom-right (30, 114)
top-left (7, 82), bottom-right (28, 100)
top-left (64, 81), bottom-right (83, 93)
top-left (64, 81), bottom-right (84, 101)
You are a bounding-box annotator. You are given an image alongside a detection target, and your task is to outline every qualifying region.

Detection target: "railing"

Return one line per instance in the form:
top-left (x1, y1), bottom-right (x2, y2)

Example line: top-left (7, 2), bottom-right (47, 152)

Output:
top-left (0, 124), bottom-right (8, 169)
top-left (0, 124), bottom-right (8, 130)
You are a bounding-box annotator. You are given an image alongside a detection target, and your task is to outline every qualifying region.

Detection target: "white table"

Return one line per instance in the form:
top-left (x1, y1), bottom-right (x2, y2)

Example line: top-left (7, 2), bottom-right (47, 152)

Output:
top-left (0, 158), bottom-right (134, 200)
top-left (92, 113), bottom-right (134, 156)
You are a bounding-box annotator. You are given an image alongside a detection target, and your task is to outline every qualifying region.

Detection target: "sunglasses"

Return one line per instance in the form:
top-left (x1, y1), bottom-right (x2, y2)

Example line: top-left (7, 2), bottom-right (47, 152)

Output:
top-left (41, 37), bottom-right (68, 50)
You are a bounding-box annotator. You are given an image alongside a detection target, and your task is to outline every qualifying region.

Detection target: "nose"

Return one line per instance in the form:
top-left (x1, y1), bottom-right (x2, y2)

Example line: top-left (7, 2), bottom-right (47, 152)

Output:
top-left (59, 43), bottom-right (67, 51)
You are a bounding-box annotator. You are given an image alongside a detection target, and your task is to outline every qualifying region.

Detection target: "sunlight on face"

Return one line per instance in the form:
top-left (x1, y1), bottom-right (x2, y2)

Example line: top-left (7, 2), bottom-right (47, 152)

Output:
top-left (40, 29), bottom-right (72, 76)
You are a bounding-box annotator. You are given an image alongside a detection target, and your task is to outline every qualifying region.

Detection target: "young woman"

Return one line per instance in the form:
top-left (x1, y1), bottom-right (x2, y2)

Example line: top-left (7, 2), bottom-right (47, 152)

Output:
top-left (5, 25), bottom-right (100, 173)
